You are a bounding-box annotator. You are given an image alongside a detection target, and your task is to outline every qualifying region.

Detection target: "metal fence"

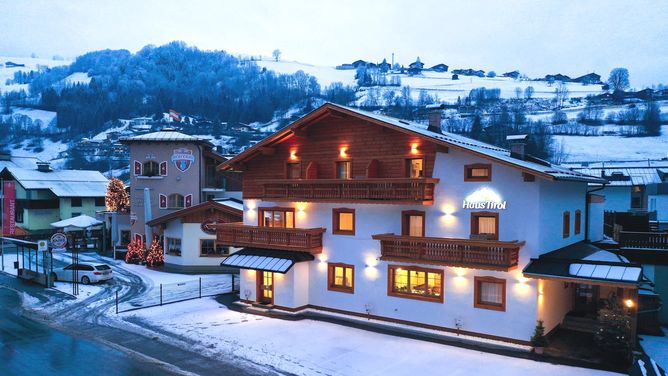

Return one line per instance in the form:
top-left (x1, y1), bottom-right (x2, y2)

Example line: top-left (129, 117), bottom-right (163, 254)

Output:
top-left (116, 274), bottom-right (240, 313)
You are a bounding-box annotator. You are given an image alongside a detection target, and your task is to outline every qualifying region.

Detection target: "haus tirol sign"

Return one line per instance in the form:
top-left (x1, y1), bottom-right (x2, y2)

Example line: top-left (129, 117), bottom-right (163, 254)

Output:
top-left (462, 187), bottom-right (507, 210)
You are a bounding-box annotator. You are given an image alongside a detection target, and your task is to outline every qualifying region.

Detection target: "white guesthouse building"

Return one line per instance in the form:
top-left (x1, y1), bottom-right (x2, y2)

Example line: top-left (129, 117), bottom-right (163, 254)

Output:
top-left (217, 103), bottom-right (642, 344)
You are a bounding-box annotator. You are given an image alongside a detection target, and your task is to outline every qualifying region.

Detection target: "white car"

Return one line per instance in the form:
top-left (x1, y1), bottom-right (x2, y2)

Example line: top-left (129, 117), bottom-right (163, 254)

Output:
top-left (51, 262), bottom-right (113, 284)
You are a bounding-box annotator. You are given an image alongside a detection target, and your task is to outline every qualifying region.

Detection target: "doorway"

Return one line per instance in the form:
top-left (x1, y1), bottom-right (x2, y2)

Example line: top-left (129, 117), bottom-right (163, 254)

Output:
top-left (256, 271), bottom-right (274, 305)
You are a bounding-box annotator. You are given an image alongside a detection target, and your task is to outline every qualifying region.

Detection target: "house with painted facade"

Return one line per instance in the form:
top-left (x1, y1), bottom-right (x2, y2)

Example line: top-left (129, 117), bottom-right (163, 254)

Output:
top-left (216, 102), bottom-right (645, 344)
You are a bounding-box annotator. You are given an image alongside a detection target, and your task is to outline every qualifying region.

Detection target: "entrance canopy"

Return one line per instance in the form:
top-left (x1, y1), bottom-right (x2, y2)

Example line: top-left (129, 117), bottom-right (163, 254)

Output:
top-left (523, 242), bottom-right (643, 287)
top-left (50, 214), bottom-right (103, 231)
top-left (221, 248), bottom-right (314, 274)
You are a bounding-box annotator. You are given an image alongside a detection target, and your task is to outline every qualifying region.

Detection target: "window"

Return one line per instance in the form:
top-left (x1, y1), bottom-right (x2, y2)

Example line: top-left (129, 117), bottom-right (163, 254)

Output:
top-left (166, 238), bottom-right (182, 256)
top-left (574, 210), bottom-right (582, 235)
top-left (15, 209), bottom-right (23, 223)
top-left (563, 211), bottom-right (570, 238)
top-left (94, 197), bottom-right (105, 207)
top-left (200, 239), bottom-right (229, 257)
top-left (388, 265), bottom-right (443, 302)
top-left (474, 277), bottom-right (506, 311)
top-left (402, 210), bottom-right (425, 237)
top-left (406, 158), bottom-right (424, 178)
top-left (259, 208), bottom-right (295, 228)
top-left (335, 161), bottom-right (352, 179)
top-left (332, 208), bottom-right (355, 235)
top-left (71, 197), bottom-right (82, 207)
top-left (470, 212), bottom-right (498, 240)
top-left (464, 164), bottom-right (491, 182)
top-left (168, 194), bottom-right (184, 209)
top-left (142, 161), bottom-right (159, 177)
top-left (120, 230), bottom-right (131, 246)
top-left (631, 185), bottom-right (644, 209)
top-left (286, 162), bottom-right (301, 179)
top-left (327, 263), bottom-right (354, 293)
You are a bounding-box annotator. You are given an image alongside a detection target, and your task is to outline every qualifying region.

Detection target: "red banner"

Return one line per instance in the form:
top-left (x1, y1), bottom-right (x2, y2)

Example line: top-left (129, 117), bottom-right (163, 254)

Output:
top-left (3, 181), bottom-right (16, 236)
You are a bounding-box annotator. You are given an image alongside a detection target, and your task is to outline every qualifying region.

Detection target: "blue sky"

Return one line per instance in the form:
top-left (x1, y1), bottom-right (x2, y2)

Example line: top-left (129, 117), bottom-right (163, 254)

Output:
top-left (1, 0), bottom-right (667, 87)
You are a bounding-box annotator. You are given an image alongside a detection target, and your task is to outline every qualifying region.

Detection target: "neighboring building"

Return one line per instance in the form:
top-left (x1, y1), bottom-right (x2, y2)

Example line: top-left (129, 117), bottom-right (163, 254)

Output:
top-left (215, 102), bottom-right (644, 345)
top-left (408, 57), bottom-right (424, 70)
top-left (120, 129), bottom-right (241, 244)
top-left (572, 73), bottom-right (602, 85)
top-left (502, 71), bottom-right (520, 79)
top-left (146, 199), bottom-right (243, 272)
top-left (0, 162), bottom-right (108, 235)
top-left (544, 74), bottom-right (571, 83)
top-left (430, 63), bottom-right (449, 73)
top-left (569, 160), bottom-right (668, 229)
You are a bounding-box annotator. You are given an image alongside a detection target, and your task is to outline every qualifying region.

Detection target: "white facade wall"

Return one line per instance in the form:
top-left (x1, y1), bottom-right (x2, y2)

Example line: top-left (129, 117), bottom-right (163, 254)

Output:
top-left (162, 221), bottom-right (222, 267)
top-left (588, 199), bottom-right (605, 242)
top-left (537, 279), bottom-right (574, 333)
top-left (239, 149), bottom-right (590, 342)
top-left (649, 195), bottom-right (668, 222)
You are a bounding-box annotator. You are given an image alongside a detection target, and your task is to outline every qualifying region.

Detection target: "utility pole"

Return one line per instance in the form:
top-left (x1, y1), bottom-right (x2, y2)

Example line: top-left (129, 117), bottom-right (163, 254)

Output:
top-left (1, 177), bottom-right (4, 272)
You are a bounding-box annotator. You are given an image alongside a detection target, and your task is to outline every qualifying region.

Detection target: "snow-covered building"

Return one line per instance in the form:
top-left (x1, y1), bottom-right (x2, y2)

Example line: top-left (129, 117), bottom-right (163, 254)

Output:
top-left (146, 199), bottom-right (243, 273)
top-left (216, 102), bottom-right (642, 344)
top-left (0, 161), bottom-right (108, 235)
top-left (120, 129), bottom-right (242, 247)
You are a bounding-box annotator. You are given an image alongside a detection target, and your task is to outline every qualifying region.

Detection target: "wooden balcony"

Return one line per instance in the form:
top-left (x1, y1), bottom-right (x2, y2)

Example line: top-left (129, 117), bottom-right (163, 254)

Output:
top-left (257, 178), bottom-right (439, 204)
top-left (372, 234), bottom-right (523, 271)
top-left (617, 231), bottom-right (668, 250)
top-left (216, 223), bottom-right (325, 254)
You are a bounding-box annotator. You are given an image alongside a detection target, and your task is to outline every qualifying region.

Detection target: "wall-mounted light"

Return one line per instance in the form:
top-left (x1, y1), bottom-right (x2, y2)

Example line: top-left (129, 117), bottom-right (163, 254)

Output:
top-left (365, 256), bottom-right (379, 268)
top-left (624, 299), bottom-right (634, 308)
top-left (410, 143), bottom-right (419, 155)
top-left (290, 150), bottom-right (298, 160)
top-left (440, 204), bottom-right (457, 226)
top-left (339, 146), bottom-right (348, 158)
top-left (455, 267), bottom-right (466, 277)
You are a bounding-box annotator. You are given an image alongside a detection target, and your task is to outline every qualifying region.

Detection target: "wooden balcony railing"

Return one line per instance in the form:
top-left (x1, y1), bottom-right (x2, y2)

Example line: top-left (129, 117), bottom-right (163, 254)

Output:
top-left (258, 178), bottom-right (439, 204)
top-left (216, 223), bottom-right (325, 254)
top-left (617, 231), bottom-right (668, 250)
top-left (372, 234), bottom-right (523, 271)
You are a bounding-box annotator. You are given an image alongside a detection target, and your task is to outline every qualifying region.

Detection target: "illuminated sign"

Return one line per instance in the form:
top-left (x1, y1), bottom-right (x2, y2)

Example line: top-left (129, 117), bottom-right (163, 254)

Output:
top-left (462, 187), bottom-right (507, 210)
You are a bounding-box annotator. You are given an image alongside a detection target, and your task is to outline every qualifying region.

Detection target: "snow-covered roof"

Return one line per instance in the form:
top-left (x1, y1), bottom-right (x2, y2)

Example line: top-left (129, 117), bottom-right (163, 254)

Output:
top-left (0, 155), bottom-right (43, 170)
top-left (571, 166), bottom-right (666, 186)
top-left (51, 214), bottom-right (103, 229)
top-left (214, 198), bottom-right (244, 211)
top-left (2, 167), bottom-right (108, 197)
top-left (222, 103), bottom-right (606, 184)
top-left (120, 130), bottom-right (210, 143)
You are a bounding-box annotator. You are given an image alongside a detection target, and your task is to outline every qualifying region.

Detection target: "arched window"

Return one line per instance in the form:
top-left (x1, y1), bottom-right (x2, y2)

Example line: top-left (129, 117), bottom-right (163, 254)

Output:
top-left (168, 194), bottom-right (184, 209)
top-left (142, 161), bottom-right (159, 177)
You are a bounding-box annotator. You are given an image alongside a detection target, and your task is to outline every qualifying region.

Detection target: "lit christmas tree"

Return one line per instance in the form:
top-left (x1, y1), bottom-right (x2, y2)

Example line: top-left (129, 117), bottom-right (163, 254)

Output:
top-left (105, 177), bottom-right (129, 212)
top-left (125, 238), bottom-right (145, 264)
top-left (146, 237), bottom-right (164, 267)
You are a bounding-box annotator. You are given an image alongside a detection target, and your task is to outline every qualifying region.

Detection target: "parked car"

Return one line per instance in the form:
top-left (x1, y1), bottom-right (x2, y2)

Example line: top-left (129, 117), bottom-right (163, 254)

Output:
top-left (51, 262), bottom-right (113, 284)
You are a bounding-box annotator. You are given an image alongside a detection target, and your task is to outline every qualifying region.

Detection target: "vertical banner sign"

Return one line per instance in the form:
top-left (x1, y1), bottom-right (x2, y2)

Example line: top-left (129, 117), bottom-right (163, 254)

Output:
top-left (3, 181), bottom-right (16, 236)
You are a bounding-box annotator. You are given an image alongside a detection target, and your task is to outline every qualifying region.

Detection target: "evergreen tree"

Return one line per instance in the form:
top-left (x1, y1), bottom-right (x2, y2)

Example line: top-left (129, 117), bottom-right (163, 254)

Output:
top-left (470, 115), bottom-right (483, 139)
top-left (642, 100), bottom-right (661, 136)
top-left (125, 238), bottom-right (145, 264)
top-left (105, 177), bottom-right (130, 212)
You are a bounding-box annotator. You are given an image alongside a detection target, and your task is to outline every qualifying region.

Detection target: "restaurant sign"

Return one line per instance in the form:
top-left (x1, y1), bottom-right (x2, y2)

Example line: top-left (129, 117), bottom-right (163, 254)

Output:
top-left (462, 187), bottom-right (507, 210)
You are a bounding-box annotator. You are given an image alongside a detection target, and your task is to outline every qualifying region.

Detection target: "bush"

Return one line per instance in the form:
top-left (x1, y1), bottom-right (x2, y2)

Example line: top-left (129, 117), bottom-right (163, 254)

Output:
top-left (530, 320), bottom-right (548, 348)
top-left (594, 308), bottom-right (632, 365)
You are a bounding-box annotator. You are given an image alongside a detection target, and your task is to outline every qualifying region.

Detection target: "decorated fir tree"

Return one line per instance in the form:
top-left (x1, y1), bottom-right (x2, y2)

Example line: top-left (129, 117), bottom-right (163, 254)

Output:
top-left (125, 238), bottom-right (145, 264)
top-left (105, 177), bottom-right (129, 212)
top-left (145, 237), bottom-right (164, 267)
top-left (594, 307), bottom-right (632, 364)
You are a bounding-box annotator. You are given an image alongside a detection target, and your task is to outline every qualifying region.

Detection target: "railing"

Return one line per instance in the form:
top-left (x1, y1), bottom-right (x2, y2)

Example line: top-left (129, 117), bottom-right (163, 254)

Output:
top-left (372, 233), bottom-right (523, 271)
top-left (618, 231), bottom-right (668, 250)
top-left (216, 223), bottom-right (325, 253)
top-left (258, 178), bottom-right (439, 204)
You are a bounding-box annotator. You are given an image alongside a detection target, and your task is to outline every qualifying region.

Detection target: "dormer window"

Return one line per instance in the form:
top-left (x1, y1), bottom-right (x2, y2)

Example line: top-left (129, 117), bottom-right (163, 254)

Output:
top-left (143, 161), bottom-right (159, 177)
top-left (465, 164), bottom-right (491, 182)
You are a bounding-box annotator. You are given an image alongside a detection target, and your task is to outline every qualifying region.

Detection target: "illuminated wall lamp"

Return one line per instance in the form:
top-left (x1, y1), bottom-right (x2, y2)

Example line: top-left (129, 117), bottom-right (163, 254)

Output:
top-left (339, 147), bottom-right (348, 158)
top-left (290, 150), bottom-right (298, 160)
top-left (624, 299), bottom-right (634, 308)
top-left (410, 143), bottom-right (419, 154)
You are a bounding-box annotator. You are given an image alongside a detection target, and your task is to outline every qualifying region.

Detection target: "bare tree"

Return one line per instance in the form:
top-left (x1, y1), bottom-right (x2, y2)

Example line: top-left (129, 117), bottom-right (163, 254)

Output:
top-left (272, 49), bottom-right (281, 62)
top-left (607, 68), bottom-right (630, 92)
top-left (524, 86), bottom-right (535, 100)
top-left (514, 87), bottom-right (522, 100)
top-left (554, 82), bottom-right (569, 109)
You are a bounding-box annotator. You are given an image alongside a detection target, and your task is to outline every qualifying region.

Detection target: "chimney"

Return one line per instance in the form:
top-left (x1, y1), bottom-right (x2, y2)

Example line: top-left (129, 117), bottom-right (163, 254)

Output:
top-left (36, 162), bottom-right (52, 172)
top-left (426, 104), bottom-right (444, 134)
top-left (506, 134), bottom-right (528, 160)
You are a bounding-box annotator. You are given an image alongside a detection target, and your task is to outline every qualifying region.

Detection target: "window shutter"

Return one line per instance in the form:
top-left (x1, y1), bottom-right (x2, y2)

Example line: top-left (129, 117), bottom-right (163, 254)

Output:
top-left (159, 161), bottom-right (167, 176)
top-left (134, 161), bottom-right (142, 176)
top-left (159, 194), bottom-right (167, 209)
top-left (185, 194), bottom-right (193, 207)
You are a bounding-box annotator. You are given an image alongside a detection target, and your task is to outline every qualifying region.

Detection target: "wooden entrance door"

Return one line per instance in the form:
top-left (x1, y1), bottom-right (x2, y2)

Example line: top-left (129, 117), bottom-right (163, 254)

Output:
top-left (256, 271), bottom-right (274, 305)
top-left (574, 284), bottom-right (599, 316)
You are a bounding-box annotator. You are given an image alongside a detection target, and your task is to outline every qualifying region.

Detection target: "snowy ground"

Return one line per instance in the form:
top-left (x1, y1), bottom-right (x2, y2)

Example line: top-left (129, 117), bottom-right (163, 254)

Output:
top-left (122, 297), bottom-right (619, 376)
top-left (640, 327), bottom-right (668, 370)
top-left (0, 56), bottom-right (70, 94)
top-left (556, 125), bottom-right (668, 162)
top-left (62, 72), bottom-right (91, 86)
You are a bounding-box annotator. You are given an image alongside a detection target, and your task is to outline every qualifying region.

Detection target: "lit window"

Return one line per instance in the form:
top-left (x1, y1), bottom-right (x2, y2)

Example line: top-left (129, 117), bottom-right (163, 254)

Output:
top-left (200, 239), bottom-right (229, 257)
top-left (407, 159), bottom-right (424, 178)
top-left (328, 263), bottom-right (354, 293)
top-left (168, 194), bottom-right (184, 209)
top-left (471, 212), bottom-right (498, 240)
top-left (336, 161), bottom-right (352, 179)
top-left (465, 164), bottom-right (491, 181)
top-left (402, 211), bottom-right (425, 237)
top-left (333, 208), bottom-right (355, 235)
top-left (388, 265), bottom-right (443, 302)
top-left (474, 277), bottom-right (506, 311)
top-left (260, 208), bottom-right (295, 228)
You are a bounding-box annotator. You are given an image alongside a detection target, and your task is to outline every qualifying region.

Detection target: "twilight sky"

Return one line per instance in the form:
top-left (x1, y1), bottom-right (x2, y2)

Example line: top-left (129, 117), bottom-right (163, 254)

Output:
top-left (1, 0), bottom-right (667, 87)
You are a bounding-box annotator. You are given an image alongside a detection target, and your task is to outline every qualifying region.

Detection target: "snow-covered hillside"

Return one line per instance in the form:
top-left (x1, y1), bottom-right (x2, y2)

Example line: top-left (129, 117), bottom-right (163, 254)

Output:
top-left (0, 56), bottom-right (71, 94)
top-left (256, 59), bottom-right (605, 102)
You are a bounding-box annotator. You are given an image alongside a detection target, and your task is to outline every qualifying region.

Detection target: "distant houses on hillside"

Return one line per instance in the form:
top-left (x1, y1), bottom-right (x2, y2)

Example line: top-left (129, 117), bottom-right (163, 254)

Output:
top-left (542, 72), bottom-right (602, 85)
top-left (4, 61), bottom-right (26, 68)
